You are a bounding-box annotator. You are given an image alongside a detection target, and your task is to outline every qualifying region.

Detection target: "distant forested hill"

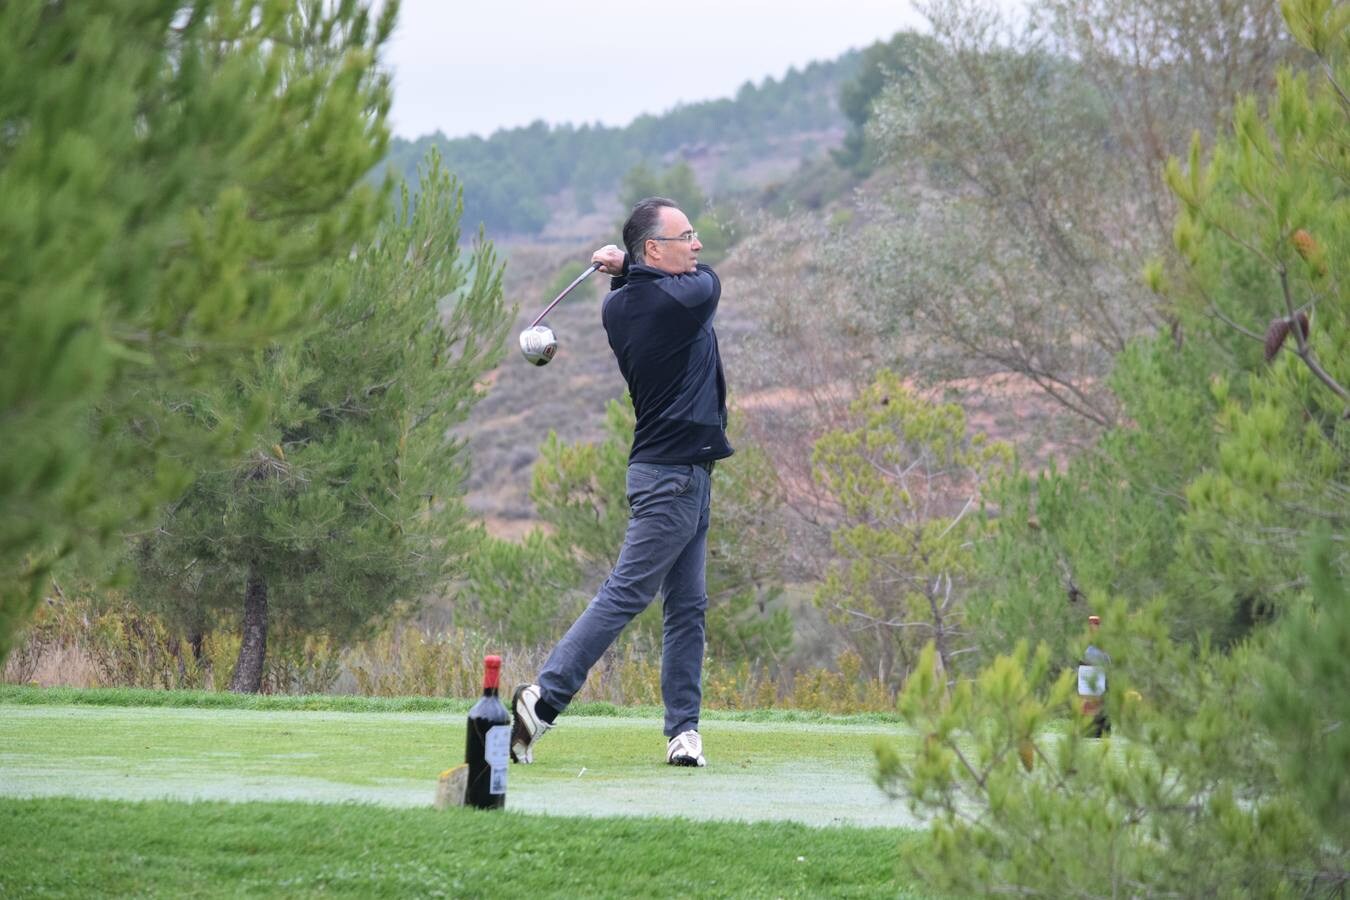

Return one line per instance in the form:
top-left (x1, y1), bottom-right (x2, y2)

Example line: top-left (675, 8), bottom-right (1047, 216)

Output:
top-left (380, 53), bottom-right (862, 236)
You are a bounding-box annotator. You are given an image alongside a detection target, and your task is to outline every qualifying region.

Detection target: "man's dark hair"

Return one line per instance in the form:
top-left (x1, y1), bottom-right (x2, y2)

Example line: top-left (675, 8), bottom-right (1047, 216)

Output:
top-left (623, 197), bottom-right (678, 266)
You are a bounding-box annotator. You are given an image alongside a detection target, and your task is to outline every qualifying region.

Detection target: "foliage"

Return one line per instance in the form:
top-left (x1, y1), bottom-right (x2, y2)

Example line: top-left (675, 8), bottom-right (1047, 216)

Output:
top-left (84, 598), bottom-right (211, 691)
top-left (760, 155), bottom-right (861, 215)
top-left (1041, 0), bottom-right (1293, 237)
top-left (8, 598), bottom-right (906, 715)
top-left (881, 2), bottom-right (1348, 895)
top-left (260, 632), bottom-right (344, 695)
top-left (534, 398), bottom-right (642, 575)
top-left (702, 418), bottom-right (796, 668)
top-left (130, 156), bottom-right (509, 690)
top-left (1, 598), bottom-right (74, 684)
top-left (862, 15), bottom-right (1138, 429)
top-left (1255, 533), bottom-right (1350, 851)
top-left (812, 371), bottom-right (1012, 686)
top-left (0, 0), bottom-right (397, 666)
top-left (968, 333), bottom-right (1228, 661)
top-left (381, 55), bottom-right (861, 234)
top-left (833, 32), bottom-right (934, 171)
top-left (856, 0), bottom-right (1292, 434)
top-left (347, 624), bottom-right (502, 699)
top-left (779, 650), bottom-right (894, 714)
top-left (619, 161), bottom-right (707, 217)
top-left (968, 0), bottom-right (1346, 661)
top-left (1161, 16), bottom-right (1350, 617)
top-left (461, 530), bottom-right (584, 648)
top-left (883, 549), bottom-right (1346, 897)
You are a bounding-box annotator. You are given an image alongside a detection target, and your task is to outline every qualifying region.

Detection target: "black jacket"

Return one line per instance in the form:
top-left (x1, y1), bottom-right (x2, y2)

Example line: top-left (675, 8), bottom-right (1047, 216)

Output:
top-left (602, 260), bottom-right (733, 465)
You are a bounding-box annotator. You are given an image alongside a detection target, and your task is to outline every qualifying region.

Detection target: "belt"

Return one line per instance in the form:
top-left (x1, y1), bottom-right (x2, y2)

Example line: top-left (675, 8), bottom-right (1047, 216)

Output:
top-left (694, 459), bottom-right (715, 474)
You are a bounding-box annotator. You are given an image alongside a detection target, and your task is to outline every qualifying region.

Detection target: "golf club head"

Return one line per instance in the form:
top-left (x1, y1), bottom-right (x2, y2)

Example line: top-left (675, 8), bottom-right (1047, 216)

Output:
top-left (519, 324), bottom-right (558, 366)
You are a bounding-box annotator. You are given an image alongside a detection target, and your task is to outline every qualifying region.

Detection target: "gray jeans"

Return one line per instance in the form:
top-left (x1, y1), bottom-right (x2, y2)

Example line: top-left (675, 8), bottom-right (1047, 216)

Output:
top-left (538, 461), bottom-right (712, 737)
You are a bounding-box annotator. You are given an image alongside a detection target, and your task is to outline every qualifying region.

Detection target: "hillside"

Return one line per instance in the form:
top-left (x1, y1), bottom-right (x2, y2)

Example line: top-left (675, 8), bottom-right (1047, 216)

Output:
top-left (461, 205), bottom-right (1074, 539)
top-left (439, 44), bottom-right (875, 532)
top-left (443, 31), bottom-right (1085, 539)
top-left (459, 243), bottom-right (629, 536)
top-left (380, 53), bottom-right (863, 238)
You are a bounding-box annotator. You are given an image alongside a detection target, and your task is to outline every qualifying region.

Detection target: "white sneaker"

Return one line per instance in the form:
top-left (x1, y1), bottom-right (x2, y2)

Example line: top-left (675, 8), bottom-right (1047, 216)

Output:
top-left (510, 683), bottom-right (552, 764)
top-left (666, 729), bottom-right (706, 767)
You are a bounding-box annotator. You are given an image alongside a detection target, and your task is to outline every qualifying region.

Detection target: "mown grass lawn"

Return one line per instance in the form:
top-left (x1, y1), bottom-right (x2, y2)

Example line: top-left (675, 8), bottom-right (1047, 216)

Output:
top-left (0, 688), bottom-right (934, 898)
top-left (1, 797), bottom-right (926, 898)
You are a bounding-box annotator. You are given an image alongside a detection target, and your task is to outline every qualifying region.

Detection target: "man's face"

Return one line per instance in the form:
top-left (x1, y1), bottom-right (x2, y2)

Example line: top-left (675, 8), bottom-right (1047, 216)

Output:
top-left (645, 207), bottom-right (702, 274)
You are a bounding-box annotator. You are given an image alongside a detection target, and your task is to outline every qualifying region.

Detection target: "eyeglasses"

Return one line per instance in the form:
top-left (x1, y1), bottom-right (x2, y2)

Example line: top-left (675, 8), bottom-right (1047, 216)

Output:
top-left (648, 231), bottom-right (698, 243)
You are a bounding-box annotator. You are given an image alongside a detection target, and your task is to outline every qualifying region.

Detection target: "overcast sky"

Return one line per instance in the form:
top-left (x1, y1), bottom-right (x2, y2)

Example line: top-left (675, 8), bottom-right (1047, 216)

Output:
top-left (382, 0), bottom-right (934, 140)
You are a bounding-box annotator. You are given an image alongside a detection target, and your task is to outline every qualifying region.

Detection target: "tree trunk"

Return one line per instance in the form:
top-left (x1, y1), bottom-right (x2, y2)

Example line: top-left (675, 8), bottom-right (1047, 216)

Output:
top-left (229, 569), bottom-right (268, 693)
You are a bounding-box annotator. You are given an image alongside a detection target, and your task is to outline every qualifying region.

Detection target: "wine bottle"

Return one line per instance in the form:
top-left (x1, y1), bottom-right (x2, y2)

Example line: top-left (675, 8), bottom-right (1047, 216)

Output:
top-left (464, 654), bottom-right (511, 809)
top-left (1077, 615), bottom-right (1111, 738)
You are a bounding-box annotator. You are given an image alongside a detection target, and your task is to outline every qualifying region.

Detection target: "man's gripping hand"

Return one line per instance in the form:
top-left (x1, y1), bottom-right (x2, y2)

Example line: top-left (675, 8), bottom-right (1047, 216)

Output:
top-left (592, 244), bottom-right (626, 275)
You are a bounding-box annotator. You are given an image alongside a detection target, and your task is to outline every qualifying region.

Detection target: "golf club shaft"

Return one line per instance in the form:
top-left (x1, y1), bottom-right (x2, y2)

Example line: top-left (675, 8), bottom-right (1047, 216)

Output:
top-left (529, 261), bottom-right (602, 328)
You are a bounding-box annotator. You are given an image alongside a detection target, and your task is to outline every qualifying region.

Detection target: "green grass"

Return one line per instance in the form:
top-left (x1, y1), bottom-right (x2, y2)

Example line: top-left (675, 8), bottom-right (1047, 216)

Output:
top-left (0, 690), bottom-right (934, 897)
top-left (0, 684), bottom-right (908, 724)
top-left (0, 702), bottom-right (921, 827)
top-left (0, 796), bottom-right (928, 898)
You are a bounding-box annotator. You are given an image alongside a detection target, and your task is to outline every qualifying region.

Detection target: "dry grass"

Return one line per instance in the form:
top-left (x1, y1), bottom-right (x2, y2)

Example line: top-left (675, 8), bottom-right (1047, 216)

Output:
top-left (6, 599), bottom-right (897, 714)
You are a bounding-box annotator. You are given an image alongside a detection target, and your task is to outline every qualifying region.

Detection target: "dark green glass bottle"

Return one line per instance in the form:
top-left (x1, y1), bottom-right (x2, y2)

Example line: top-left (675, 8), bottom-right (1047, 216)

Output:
top-left (464, 655), bottom-right (510, 809)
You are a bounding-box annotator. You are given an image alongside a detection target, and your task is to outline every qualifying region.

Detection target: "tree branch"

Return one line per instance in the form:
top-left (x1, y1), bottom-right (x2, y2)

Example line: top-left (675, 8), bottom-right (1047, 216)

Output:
top-left (1278, 265), bottom-right (1350, 409)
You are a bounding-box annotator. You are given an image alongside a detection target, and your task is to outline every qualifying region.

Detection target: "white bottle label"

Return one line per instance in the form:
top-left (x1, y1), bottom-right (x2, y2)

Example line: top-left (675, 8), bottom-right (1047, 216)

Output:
top-left (1077, 665), bottom-right (1106, 696)
top-left (485, 724), bottom-right (510, 795)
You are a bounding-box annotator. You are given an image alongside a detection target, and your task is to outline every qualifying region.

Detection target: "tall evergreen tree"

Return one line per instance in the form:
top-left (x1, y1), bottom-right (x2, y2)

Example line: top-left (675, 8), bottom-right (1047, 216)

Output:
top-left (618, 162), bottom-right (707, 218)
top-left (133, 159), bottom-right (509, 691)
top-left (879, 2), bottom-right (1347, 893)
top-left (1, 0), bottom-right (397, 663)
top-left (833, 31), bottom-right (932, 171)
top-left (968, 0), bottom-right (1347, 662)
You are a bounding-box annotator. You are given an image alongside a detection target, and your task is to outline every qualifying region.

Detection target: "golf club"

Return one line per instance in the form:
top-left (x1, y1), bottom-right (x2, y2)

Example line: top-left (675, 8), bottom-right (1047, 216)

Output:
top-left (519, 261), bottom-right (603, 366)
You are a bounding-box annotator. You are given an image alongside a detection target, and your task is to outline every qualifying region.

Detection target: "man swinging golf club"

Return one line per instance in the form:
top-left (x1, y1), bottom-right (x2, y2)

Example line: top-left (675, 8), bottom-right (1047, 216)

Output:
top-left (511, 197), bottom-right (732, 768)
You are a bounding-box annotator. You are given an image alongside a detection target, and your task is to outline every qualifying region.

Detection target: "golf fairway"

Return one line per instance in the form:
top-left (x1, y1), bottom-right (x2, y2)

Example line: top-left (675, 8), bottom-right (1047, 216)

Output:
top-left (0, 703), bottom-right (924, 829)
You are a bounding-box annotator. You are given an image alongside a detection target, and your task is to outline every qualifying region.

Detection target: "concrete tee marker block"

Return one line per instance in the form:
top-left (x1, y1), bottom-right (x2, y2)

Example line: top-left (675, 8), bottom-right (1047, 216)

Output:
top-left (434, 764), bottom-right (468, 809)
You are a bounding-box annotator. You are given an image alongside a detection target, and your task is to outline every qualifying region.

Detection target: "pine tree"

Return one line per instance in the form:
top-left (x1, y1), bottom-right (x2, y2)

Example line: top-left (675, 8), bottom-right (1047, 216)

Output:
top-left (132, 157), bottom-right (508, 691)
top-left (1, 1), bottom-right (397, 663)
top-left (1163, 0), bottom-right (1349, 623)
top-left (833, 31), bottom-right (931, 171)
top-left (618, 161), bottom-right (706, 216)
top-left (968, 0), bottom-right (1348, 661)
top-left (879, 2), bottom-right (1347, 893)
